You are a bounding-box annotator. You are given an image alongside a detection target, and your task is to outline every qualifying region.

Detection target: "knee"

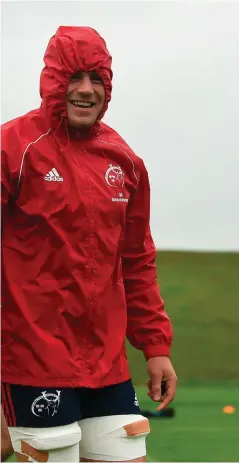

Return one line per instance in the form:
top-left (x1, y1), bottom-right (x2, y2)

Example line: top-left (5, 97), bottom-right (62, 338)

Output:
top-left (9, 422), bottom-right (81, 462)
top-left (79, 414), bottom-right (150, 461)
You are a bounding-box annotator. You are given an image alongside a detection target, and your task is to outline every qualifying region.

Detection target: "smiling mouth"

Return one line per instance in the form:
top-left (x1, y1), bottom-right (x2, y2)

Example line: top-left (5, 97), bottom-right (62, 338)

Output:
top-left (69, 100), bottom-right (95, 109)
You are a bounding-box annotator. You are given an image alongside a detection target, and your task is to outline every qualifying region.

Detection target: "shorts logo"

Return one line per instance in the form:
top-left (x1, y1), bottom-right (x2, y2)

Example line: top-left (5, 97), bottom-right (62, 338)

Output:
top-left (31, 390), bottom-right (61, 417)
top-left (134, 392), bottom-right (139, 407)
top-left (105, 164), bottom-right (124, 187)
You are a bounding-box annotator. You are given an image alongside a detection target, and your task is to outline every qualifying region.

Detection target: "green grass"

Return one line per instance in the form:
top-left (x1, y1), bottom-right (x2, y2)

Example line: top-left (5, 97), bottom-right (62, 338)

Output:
top-left (128, 251), bottom-right (239, 384)
top-left (136, 384), bottom-right (239, 462)
top-left (126, 251), bottom-right (239, 461)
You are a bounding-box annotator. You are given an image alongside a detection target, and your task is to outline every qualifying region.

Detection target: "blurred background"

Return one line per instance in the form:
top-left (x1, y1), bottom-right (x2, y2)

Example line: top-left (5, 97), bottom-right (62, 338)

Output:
top-left (2, 1), bottom-right (239, 461)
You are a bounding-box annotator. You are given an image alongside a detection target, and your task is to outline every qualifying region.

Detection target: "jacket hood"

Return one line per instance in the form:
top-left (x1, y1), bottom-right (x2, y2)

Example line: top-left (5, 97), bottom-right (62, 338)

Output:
top-left (40, 26), bottom-right (113, 130)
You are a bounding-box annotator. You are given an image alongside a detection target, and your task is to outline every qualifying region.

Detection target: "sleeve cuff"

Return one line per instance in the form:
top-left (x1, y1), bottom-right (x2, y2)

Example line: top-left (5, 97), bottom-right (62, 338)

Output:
top-left (143, 343), bottom-right (171, 360)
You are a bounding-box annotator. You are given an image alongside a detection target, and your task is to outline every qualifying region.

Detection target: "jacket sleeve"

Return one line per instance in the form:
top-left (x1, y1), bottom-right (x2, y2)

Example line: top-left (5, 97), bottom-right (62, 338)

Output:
top-left (122, 160), bottom-right (173, 359)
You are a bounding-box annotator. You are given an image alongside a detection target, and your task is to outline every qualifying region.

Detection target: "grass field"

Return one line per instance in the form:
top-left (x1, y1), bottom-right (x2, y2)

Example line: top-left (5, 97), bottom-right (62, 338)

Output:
top-left (6, 251), bottom-right (239, 462)
top-left (137, 384), bottom-right (239, 462)
top-left (128, 251), bottom-right (239, 384)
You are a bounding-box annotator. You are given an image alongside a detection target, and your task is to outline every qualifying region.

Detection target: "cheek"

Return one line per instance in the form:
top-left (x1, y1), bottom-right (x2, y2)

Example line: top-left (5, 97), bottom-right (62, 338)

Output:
top-left (94, 84), bottom-right (106, 103)
top-left (66, 100), bottom-right (73, 113)
top-left (99, 87), bottom-right (106, 107)
top-left (66, 82), bottom-right (76, 97)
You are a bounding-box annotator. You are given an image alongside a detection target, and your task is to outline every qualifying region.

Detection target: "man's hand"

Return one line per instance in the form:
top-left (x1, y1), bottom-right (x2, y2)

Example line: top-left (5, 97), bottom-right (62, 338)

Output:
top-left (147, 356), bottom-right (177, 411)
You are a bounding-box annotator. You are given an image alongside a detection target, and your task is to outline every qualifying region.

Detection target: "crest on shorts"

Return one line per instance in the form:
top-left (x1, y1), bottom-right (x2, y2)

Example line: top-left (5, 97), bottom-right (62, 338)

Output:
top-left (31, 390), bottom-right (61, 417)
top-left (134, 392), bottom-right (139, 407)
top-left (105, 164), bottom-right (124, 187)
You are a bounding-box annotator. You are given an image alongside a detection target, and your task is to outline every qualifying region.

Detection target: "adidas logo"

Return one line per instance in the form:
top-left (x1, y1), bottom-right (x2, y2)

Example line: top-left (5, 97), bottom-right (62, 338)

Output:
top-left (44, 168), bottom-right (63, 182)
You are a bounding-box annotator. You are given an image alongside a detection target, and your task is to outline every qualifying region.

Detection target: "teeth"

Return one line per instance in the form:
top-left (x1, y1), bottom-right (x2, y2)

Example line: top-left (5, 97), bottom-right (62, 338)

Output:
top-left (71, 100), bottom-right (93, 108)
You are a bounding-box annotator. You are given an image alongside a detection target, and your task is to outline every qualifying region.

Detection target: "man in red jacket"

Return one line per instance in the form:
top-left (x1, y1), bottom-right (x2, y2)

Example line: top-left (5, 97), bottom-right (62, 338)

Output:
top-left (1, 26), bottom-right (177, 462)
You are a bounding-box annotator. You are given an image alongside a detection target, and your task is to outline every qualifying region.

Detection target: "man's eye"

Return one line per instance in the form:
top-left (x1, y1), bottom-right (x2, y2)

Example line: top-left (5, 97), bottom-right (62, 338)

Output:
top-left (69, 70), bottom-right (103, 84)
top-left (70, 71), bottom-right (83, 82)
top-left (90, 71), bottom-right (102, 83)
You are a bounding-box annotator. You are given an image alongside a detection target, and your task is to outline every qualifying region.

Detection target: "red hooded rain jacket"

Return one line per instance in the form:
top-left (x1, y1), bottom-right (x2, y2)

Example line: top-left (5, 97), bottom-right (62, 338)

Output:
top-left (1, 26), bottom-right (173, 387)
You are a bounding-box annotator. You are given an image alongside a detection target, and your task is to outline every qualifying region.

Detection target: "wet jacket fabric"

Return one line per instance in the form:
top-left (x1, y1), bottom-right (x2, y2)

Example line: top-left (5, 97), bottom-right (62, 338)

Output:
top-left (1, 26), bottom-right (173, 387)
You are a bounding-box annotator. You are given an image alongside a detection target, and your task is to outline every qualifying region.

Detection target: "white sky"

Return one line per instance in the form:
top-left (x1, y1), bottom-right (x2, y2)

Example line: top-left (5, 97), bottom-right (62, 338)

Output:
top-left (1, 1), bottom-right (239, 251)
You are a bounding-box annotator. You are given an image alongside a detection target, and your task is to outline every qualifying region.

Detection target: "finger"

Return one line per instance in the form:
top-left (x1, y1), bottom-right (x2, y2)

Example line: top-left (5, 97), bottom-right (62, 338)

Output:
top-left (147, 373), bottom-right (164, 401)
top-left (146, 380), bottom-right (152, 391)
top-left (157, 382), bottom-right (176, 411)
top-left (147, 381), bottom-right (157, 401)
top-left (147, 391), bottom-right (160, 402)
top-left (157, 395), bottom-right (172, 411)
top-left (150, 381), bottom-right (162, 401)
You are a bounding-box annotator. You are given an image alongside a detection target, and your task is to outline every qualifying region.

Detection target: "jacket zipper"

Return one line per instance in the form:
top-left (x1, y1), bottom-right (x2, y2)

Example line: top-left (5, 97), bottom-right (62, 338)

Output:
top-left (74, 149), bottom-right (95, 376)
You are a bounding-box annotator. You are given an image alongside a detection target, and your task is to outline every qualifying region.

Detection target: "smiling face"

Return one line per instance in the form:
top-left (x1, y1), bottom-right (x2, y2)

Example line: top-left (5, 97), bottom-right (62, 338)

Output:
top-left (66, 70), bottom-right (106, 129)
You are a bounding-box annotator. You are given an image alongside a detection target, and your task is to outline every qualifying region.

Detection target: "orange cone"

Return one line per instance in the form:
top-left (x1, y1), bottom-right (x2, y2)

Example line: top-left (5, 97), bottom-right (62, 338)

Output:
top-left (223, 405), bottom-right (235, 414)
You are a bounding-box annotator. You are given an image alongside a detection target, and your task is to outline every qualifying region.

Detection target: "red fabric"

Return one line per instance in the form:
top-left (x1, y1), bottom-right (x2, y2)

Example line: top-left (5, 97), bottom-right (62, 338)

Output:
top-left (1, 27), bottom-right (173, 387)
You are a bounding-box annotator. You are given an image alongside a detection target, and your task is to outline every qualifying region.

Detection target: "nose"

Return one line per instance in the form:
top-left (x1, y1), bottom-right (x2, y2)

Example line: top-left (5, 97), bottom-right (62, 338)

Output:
top-left (76, 74), bottom-right (94, 95)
